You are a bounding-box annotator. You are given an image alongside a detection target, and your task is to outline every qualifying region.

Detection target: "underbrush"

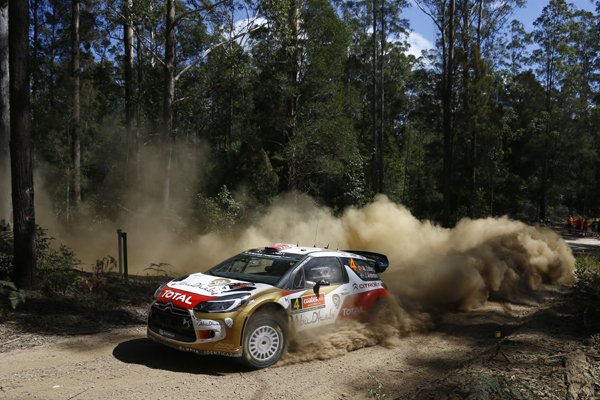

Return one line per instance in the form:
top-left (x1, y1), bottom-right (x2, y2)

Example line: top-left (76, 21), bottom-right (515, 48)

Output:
top-left (0, 227), bottom-right (170, 316)
top-left (572, 251), bottom-right (600, 334)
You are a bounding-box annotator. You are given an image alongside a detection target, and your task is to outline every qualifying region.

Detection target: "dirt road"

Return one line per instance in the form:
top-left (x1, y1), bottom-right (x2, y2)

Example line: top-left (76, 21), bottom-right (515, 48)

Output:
top-left (1, 237), bottom-right (599, 400)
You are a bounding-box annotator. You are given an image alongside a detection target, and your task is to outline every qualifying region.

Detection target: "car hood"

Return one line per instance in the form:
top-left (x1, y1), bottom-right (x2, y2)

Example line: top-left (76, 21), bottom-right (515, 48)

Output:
top-left (169, 273), bottom-right (273, 296)
top-left (154, 273), bottom-right (275, 309)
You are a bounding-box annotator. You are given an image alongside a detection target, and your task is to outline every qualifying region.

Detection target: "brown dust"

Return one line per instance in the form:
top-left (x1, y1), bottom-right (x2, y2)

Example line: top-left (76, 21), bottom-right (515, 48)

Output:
top-left (36, 189), bottom-right (575, 363)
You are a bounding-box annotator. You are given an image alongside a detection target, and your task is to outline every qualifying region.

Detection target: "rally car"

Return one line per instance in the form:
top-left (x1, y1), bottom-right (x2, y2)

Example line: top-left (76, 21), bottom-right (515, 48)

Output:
top-left (147, 244), bottom-right (390, 369)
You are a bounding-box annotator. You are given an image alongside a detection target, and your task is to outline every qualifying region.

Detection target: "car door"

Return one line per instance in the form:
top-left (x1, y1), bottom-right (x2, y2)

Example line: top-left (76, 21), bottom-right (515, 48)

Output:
top-left (287, 256), bottom-right (349, 332)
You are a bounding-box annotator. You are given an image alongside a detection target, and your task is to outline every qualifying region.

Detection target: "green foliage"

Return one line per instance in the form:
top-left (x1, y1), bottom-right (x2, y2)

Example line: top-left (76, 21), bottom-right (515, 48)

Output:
top-left (0, 226), bottom-right (82, 295)
top-left (466, 372), bottom-right (532, 400)
top-left (36, 227), bottom-right (83, 295)
top-left (0, 230), bottom-right (13, 280)
top-left (0, 280), bottom-right (39, 310)
top-left (21, 0), bottom-right (600, 232)
top-left (196, 186), bottom-right (244, 234)
top-left (365, 375), bottom-right (386, 399)
top-left (572, 253), bottom-right (600, 333)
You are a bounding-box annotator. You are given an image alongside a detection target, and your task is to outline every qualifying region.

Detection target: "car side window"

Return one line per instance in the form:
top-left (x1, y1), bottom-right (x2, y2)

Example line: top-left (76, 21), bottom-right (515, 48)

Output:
top-left (342, 257), bottom-right (380, 281)
top-left (303, 257), bottom-right (344, 285)
top-left (292, 268), bottom-right (305, 289)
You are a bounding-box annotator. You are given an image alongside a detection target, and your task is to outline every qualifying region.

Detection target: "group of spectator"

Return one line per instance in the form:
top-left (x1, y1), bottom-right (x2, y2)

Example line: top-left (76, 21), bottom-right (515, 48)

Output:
top-left (566, 215), bottom-right (600, 234)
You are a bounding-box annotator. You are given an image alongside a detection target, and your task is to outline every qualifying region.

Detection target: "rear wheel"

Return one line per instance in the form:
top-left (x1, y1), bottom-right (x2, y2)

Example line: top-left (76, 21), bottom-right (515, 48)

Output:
top-left (368, 297), bottom-right (392, 323)
top-left (240, 314), bottom-right (286, 369)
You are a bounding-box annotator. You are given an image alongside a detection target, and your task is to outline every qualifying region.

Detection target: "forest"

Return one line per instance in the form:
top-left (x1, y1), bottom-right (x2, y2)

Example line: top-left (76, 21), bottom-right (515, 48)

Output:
top-left (1, 0), bottom-right (600, 288)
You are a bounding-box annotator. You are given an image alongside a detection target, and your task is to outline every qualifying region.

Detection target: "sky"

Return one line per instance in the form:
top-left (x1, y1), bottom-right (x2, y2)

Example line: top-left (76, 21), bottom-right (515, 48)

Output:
top-left (403, 0), bottom-right (597, 58)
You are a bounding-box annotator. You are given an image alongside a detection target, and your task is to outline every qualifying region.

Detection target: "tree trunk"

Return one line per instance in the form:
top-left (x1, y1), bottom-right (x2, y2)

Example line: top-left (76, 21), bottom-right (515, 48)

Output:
top-left (162, 0), bottom-right (175, 212)
top-left (71, 0), bottom-right (81, 212)
top-left (31, 0), bottom-right (39, 99)
top-left (0, 0), bottom-right (10, 223)
top-left (378, 0), bottom-right (384, 194)
top-left (371, 0), bottom-right (378, 193)
top-left (442, 0), bottom-right (456, 227)
top-left (476, 0), bottom-right (483, 48)
top-left (9, 0), bottom-right (36, 289)
top-left (123, 0), bottom-right (139, 199)
top-left (286, 0), bottom-right (301, 194)
top-left (135, 27), bottom-right (142, 199)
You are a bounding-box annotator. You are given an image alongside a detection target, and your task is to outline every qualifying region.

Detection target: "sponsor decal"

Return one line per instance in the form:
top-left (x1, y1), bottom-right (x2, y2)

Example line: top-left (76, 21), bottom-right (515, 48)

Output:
top-left (197, 320), bottom-right (221, 327)
top-left (214, 342), bottom-right (239, 352)
top-left (332, 294), bottom-right (340, 309)
top-left (358, 282), bottom-right (382, 289)
top-left (147, 334), bottom-right (242, 357)
top-left (302, 294), bottom-right (325, 308)
top-left (293, 309), bottom-right (337, 326)
top-left (224, 282), bottom-right (255, 291)
top-left (351, 281), bottom-right (381, 291)
top-left (180, 346), bottom-right (240, 357)
top-left (177, 281), bottom-right (213, 293)
top-left (159, 329), bottom-right (175, 339)
top-left (159, 289), bottom-right (194, 305)
top-left (209, 279), bottom-right (231, 287)
top-left (341, 306), bottom-right (365, 317)
top-left (242, 250), bottom-right (292, 259)
top-left (291, 294), bottom-right (326, 314)
top-left (224, 318), bottom-right (234, 328)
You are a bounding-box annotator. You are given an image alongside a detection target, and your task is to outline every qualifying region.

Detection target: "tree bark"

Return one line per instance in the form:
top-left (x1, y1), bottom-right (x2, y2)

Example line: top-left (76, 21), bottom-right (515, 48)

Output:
top-left (162, 0), bottom-right (175, 211)
top-left (378, 0), bottom-right (384, 194)
top-left (371, 0), bottom-right (378, 193)
top-left (442, 0), bottom-right (456, 227)
top-left (0, 0), bottom-right (10, 223)
top-left (286, 0), bottom-right (301, 194)
top-left (9, 0), bottom-right (36, 288)
top-left (123, 0), bottom-right (139, 199)
top-left (71, 0), bottom-right (81, 212)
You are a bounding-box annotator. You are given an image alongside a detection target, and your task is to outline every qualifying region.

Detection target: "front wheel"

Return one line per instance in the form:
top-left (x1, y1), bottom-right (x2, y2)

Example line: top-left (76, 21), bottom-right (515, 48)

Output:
top-left (240, 314), bottom-right (286, 369)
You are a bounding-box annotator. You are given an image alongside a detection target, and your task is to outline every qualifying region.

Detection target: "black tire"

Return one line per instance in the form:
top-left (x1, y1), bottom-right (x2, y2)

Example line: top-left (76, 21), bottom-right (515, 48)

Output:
top-left (240, 314), bottom-right (286, 369)
top-left (368, 297), bottom-right (392, 324)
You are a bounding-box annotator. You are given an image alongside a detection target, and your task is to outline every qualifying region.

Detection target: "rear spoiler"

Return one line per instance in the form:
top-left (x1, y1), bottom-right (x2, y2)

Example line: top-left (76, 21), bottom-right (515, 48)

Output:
top-left (343, 250), bottom-right (389, 273)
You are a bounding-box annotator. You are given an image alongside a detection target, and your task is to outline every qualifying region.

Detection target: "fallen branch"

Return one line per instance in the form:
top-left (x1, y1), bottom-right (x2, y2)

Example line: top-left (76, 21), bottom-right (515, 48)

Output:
top-left (67, 387), bottom-right (89, 400)
top-left (0, 338), bottom-right (20, 346)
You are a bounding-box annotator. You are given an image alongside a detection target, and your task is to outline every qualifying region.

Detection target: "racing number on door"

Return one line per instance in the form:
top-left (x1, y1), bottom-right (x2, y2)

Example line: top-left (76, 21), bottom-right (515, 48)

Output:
top-left (292, 298), bottom-right (302, 311)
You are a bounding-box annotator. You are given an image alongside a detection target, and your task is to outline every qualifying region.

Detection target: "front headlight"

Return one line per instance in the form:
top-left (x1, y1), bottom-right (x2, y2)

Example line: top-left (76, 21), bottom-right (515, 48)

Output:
top-left (193, 293), bottom-right (251, 313)
top-left (152, 275), bottom-right (188, 300)
top-left (153, 283), bottom-right (168, 299)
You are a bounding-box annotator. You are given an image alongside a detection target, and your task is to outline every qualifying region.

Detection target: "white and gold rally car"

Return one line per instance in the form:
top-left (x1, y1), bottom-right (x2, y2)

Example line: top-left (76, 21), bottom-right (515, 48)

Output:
top-left (147, 244), bottom-right (390, 369)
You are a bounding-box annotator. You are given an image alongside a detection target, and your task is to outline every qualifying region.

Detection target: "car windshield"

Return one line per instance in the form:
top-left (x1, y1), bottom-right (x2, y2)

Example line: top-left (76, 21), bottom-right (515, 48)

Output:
top-left (206, 250), bottom-right (302, 285)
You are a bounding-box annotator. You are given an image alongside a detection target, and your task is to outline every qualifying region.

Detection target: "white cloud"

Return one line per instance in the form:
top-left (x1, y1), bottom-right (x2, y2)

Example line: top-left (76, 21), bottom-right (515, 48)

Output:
top-left (404, 31), bottom-right (434, 58)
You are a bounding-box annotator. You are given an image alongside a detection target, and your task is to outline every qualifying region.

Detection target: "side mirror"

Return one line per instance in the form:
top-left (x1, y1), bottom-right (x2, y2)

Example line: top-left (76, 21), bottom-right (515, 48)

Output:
top-left (314, 279), bottom-right (330, 295)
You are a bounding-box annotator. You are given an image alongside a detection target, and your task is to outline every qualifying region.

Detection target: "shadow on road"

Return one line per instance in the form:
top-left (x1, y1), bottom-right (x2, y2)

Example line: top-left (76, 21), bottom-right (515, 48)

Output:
top-left (112, 338), bottom-right (245, 375)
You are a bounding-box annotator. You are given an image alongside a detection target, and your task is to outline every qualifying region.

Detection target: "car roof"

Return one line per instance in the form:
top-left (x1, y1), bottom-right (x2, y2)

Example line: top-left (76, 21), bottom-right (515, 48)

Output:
top-left (259, 244), bottom-right (368, 260)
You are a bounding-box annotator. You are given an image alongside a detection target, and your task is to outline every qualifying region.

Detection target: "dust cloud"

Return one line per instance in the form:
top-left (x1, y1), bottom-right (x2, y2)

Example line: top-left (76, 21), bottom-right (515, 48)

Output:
top-left (35, 182), bottom-right (575, 362)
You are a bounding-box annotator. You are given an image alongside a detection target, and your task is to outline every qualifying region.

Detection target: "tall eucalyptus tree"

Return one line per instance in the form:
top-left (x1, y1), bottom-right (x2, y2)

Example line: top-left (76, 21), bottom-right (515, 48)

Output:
top-left (531, 0), bottom-right (578, 220)
top-left (0, 0), bottom-right (9, 223)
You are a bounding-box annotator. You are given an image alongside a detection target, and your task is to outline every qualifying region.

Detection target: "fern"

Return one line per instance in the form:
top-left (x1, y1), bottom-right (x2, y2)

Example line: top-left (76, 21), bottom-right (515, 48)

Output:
top-left (0, 280), bottom-right (38, 309)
